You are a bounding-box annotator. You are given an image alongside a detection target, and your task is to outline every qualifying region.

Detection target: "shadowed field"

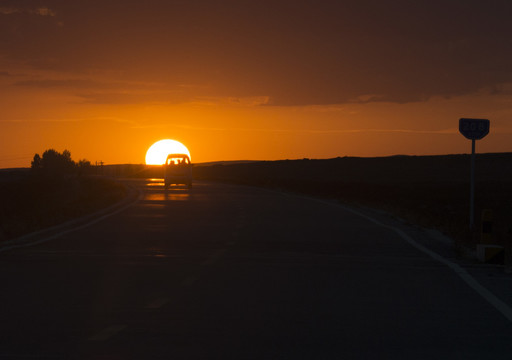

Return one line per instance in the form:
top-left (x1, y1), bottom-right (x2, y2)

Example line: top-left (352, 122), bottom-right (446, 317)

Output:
top-left (3, 153), bottom-right (511, 250)
top-left (192, 153), bottom-right (512, 250)
top-left (0, 170), bottom-right (127, 241)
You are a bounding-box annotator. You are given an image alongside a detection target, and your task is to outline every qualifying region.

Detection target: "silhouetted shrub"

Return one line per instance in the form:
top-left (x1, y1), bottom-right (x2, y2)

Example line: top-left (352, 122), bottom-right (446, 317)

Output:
top-left (31, 153), bottom-right (42, 170)
top-left (77, 159), bottom-right (93, 175)
top-left (31, 149), bottom-right (77, 178)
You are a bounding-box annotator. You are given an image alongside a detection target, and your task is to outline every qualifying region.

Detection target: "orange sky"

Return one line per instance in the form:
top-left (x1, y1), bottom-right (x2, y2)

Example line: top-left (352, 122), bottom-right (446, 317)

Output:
top-left (1, 1), bottom-right (511, 168)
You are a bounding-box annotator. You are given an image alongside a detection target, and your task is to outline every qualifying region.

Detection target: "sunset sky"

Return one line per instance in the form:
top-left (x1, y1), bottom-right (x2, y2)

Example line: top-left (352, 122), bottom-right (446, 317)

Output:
top-left (1, 0), bottom-right (512, 167)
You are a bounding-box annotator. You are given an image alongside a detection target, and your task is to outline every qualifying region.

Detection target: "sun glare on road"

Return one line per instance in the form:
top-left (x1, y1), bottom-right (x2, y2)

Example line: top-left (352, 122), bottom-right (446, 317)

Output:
top-left (145, 139), bottom-right (191, 165)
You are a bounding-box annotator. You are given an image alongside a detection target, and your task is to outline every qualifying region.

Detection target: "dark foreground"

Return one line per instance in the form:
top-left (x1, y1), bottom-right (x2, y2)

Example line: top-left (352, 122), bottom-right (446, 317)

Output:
top-left (0, 173), bottom-right (126, 241)
top-left (193, 153), bottom-right (512, 249)
top-left (1, 180), bottom-right (511, 359)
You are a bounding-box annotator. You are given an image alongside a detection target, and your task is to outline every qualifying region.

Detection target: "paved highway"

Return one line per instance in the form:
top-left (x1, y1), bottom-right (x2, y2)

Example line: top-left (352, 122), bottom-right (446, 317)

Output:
top-left (1, 179), bottom-right (512, 359)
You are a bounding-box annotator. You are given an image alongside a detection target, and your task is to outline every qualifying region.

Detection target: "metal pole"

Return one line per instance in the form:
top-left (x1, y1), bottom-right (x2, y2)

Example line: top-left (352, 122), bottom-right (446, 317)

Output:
top-left (470, 139), bottom-right (475, 230)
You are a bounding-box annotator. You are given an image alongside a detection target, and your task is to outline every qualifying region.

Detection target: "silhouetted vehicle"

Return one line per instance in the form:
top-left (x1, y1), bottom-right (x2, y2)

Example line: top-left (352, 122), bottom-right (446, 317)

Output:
top-left (164, 154), bottom-right (192, 189)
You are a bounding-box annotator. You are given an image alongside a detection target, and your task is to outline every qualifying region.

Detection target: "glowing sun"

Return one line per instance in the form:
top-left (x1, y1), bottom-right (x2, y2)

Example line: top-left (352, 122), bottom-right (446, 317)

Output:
top-left (145, 139), bottom-right (191, 165)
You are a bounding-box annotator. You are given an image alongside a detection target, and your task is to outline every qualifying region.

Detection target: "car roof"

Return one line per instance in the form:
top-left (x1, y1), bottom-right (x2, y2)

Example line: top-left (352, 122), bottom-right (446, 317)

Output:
top-left (166, 153), bottom-right (190, 160)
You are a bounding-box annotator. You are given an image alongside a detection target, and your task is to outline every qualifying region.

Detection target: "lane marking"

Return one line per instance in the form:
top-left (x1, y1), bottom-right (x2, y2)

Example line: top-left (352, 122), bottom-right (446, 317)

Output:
top-left (88, 325), bottom-right (127, 341)
top-left (145, 297), bottom-right (170, 309)
top-left (306, 196), bottom-right (512, 323)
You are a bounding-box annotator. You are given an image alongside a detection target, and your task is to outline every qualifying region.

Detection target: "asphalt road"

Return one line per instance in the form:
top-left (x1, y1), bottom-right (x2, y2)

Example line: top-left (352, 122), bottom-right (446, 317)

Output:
top-left (1, 179), bottom-right (512, 359)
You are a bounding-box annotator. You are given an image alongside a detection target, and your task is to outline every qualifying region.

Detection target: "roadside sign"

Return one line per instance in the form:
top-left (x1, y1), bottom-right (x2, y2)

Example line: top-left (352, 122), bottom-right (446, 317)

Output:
top-left (459, 118), bottom-right (490, 140)
top-left (459, 117), bottom-right (491, 230)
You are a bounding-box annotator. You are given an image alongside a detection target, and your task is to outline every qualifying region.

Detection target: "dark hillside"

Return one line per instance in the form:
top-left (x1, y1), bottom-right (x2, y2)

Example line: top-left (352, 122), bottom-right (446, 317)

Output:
top-left (0, 172), bottom-right (127, 241)
top-left (194, 153), bottom-right (512, 184)
top-left (193, 153), bottom-right (512, 250)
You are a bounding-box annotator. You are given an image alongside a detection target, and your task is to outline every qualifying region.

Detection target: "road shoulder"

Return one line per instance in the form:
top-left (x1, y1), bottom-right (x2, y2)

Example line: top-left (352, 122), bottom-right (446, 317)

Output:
top-left (0, 181), bottom-right (141, 252)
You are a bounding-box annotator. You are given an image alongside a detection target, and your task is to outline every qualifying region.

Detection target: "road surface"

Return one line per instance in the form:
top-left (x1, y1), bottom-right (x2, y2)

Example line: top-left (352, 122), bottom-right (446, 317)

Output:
top-left (1, 179), bottom-right (512, 359)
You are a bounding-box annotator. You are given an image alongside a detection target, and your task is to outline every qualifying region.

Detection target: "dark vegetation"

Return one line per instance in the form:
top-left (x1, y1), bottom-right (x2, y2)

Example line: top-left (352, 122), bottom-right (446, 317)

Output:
top-left (0, 150), bottom-right (126, 241)
top-left (13, 151), bottom-right (507, 251)
top-left (192, 153), bottom-right (512, 250)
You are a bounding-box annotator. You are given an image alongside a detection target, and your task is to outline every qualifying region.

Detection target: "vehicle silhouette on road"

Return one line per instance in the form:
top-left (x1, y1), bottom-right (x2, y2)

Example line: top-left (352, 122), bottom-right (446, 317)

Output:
top-left (164, 154), bottom-right (192, 189)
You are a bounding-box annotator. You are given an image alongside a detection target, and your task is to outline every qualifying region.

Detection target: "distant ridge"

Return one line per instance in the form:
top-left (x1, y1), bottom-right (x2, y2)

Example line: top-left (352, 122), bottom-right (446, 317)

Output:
top-left (3, 152), bottom-right (511, 171)
top-left (0, 167), bottom-right (30, 172)
top-left (193, 152), bottom-right (512, 184)
top-left (194, 160), bottom-right (261, 167)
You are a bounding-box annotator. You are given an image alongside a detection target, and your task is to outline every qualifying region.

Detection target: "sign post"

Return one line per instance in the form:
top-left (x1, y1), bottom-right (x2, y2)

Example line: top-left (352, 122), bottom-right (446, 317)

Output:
top-left (459, 118), bottom-right (490, 230)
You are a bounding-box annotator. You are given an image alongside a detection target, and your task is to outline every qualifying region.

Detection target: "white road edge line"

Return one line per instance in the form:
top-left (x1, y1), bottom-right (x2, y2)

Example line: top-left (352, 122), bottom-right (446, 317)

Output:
top-left (88, 325), bottom-right (127, 341)
top-left (306, 196), bottom-right (512, 323)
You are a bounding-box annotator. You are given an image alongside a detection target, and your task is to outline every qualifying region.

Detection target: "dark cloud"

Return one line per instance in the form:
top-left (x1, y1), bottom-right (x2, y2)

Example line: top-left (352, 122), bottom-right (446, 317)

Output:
top-left (1, 0), bottom-right (511, 105)
top-left (13, 77), bottom-right (189, 104)
top-left (0, 6), bottom-right (55, 16)
top-left (75, 90), bottom-right (188, 105)
top-left (14, 79), bottom-right (105, 88)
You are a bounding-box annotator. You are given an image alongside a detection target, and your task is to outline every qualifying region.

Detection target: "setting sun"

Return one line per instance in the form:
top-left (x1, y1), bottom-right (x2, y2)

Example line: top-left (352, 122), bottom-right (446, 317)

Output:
top-left (145, 139), bottom-right (191, 165)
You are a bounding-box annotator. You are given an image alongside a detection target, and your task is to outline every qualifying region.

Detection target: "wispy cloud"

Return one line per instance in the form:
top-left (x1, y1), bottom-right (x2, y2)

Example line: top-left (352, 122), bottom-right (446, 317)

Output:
top-left (0, 116), bottom-right (139, 125)
top-left (0, 7), bottom-right (56, 16)
top-left (14, 79), bottom-right (101, 88)
top-left (173, 124), bottom-right (459, 135)
top-left (33, 7), bottom-right (55, 16)
top-left (226, 96), bottom-right (270, 106)
top-left (349, 94), bottom-right (386, 103)
top-left (334, 128), bottom-right (458, 135)
top-left (0, 7), bottom-right (20, 15)
top-left (12, 77), bottom-right (184, 104)
top-left (0, 118), bottom-right (84, 123)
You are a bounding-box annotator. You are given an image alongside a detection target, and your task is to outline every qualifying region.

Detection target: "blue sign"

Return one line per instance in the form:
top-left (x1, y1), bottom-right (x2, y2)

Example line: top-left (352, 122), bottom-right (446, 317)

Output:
top-left (459, 118), bottom-right (490, 140)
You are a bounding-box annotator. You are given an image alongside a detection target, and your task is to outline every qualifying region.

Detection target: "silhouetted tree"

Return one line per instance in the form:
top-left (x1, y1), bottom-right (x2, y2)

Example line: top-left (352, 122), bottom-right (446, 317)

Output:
top-left (77, 159), bottom-right (91, 168)
top-left (77, 159), bottom-right (92, 175)
top-left (31, 149), bottom-right (76, 178)
top-left (31, 153), bottom-right (42, 171)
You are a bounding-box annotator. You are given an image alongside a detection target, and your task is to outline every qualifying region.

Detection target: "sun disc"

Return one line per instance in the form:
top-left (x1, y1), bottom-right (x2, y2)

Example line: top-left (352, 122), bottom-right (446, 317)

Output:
top-left (145, 139), bottom-right (191, 165)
